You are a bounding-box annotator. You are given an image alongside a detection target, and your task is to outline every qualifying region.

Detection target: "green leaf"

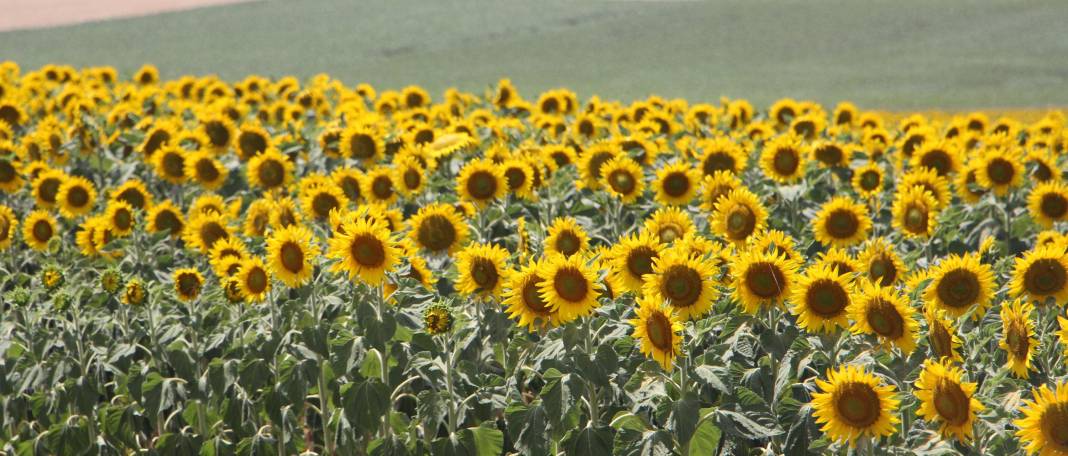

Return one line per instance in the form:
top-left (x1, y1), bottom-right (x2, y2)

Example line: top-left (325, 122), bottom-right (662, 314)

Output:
top-left (539, 368), bottom-right (574, 427)
top-left (715, 409), bottom-right (782, 440)
top-left (341, 378), bottom-right (390, 433)
top-left (687, 409), bottom-right (721, 456)
top-left (460, 425), bottom-right (504, 456)
top-left (45, 416), bottom-right (92, 455)
top-left (564, 424), bottom-right (614, 456)
top-left (156, 429), bottom-right (205, 456)
top-left (505, 403), bottom-right (549, 455)
top-left (668, 392), bottom-right (700, 447)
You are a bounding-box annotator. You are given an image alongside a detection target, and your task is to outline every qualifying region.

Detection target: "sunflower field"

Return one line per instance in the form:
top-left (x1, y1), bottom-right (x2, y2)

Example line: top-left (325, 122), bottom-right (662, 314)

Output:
top-left (2, 61), bottom-right (1068, 456)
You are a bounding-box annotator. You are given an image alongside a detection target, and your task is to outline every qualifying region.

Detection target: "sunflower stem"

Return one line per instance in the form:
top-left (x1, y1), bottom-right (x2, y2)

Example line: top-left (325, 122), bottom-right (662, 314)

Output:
top-left (583, 316), bottom-right (600, 425)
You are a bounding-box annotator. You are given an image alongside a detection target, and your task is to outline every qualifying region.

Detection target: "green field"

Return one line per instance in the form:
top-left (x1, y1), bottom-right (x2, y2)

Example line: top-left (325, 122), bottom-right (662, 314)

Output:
top-left (3, 0), bottom-right (1068, 110)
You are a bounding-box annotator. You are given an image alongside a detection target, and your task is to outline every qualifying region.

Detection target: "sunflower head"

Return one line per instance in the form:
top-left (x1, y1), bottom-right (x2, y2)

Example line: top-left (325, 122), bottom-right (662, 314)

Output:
top-left (811, 365), bottom-right (900, 447)
top-left (1011, 246), bottom-right (1068, 306)
top-left (424, 303), bottom-right (454, 335)
top-left (731, 248), bottom-right (797, 315)
top-left (914, 358), bottom-right (983, 442)
top-left (999, 298), bottom-right (1037, 378)
top-left (266, 225), bottom-right (320, 288)
top-left (123, 279), bottom-right (146, 306)
top-left (456, 242), bottom-right (511, 299)
top-left (1029, 181), bottom-right (1068, 228)
top-left (924, 253), bottom-right (994, 320)
top-left (1015, 381), bottom-right (1068, 456)
top-left (545, 217), bottom-right (589, 258)
top-left (608, 231), bottom-right (661, 294)
top-left (328, 217), bottom-right (399, 286)
top-left (629, 296), bottom-right (684, 371)
top-left (408, 203), bottom-right (469, 255)
top-left (790, 265), bottom-right (852, 334)
top-left (538, 253), bottom-right (601, 324)
top-left (710, 187), bottom-right (767, 246)
top-left (173, 268), bottom-right (204, 302)
top-left (813, 197), bottom-right (871, 248)
top-left (849, 279), bottom-right (918, 355)
top-left (760, 134), bottom-right (807, 184)
top-left (599, 156), bottom-right (645, 203)
top-left (503, 259), bottom-right (560, 331)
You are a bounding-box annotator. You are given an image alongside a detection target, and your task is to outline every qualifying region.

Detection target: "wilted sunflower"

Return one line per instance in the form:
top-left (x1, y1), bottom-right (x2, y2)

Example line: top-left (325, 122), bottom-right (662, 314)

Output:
top-left (146, 200), bottom-right (184, 238)
top-left (266, 224), bottom-right (320, 288)
top-left (173, 268), bottom-right (204, 302)
top-left (914, 358), bottom-right (983, 442)
top-left (652, 162), bottom-right (699, 206)
top-left (328, 218), bottom-right (398, 286)
top-left (630, 296), bottom-right (684, 371)
top-left (456, 242), bottom-right (511, 298)
top-left (1000, 298), bottom-right (1038, 378)
top-left (925, 253), bottom-right (995, 320)
top-left (408, 203), bottom-right (469, 255)
top-left (23, 210), bottom-right (57, 251)
top-left (697, 137), bottom-right (747, 176)
top-left (731, 249), bottom-right (797, 315)
top-left (710, 187), bottom-right (767, 246)
top-left (851, 163), bottom-right (884, 198)
top-left (975, 147), bottom-right (1024, 197)
top-left (104, 200), bottom-right (136, 236)
top-left (1011, 246), bottom-right (1068, 305)
top-left (643, 206), bottom-right (694, 244)
top-left (123, 278), bottom-right (145, 306)
top-left (858, 238), bottom-right (905, 287)
top-left (503, 259), bottom-right (560, 331)
top-left (247, 147), bottom-right (293, 191)
top-left (598, 156), bottom-right (645, 203)
top-left (607, 231), bottom-right (660, 294)
top-left (760, 134), bottom-right (807, 184)
top-left (537, 253), bottom-right (601, 323)
top-left (813, 196), bottom-right (872, 248)
top-left (811, 365), bottom-right (900, 447)
top-left (789, 265), bottom-right (852, 334)
top-left (1015, 381), bottom-right (1068, 456)
top-left (184, 150), bottom-right (228, 190)
top-left (236, 257), bottom-right (271, 303)
top-left (544, 217), bottom-right (588, 258)
top-left (456, 159), bottom-right (507, 208)
top-left (56, 176), bottom-right (96, 219)
top-left (1028, 181), bottom-right (1068, 228)
top-left (849, 279), bottom-right (918, 355)
top-left (423, 303), bottom-right (453, 335)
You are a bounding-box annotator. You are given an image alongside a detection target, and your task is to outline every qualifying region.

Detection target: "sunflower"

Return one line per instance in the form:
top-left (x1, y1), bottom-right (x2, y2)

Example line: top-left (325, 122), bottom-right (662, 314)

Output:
top-left (698, 171), bottom-right (742, 213)
top-left (456, 242), bottom-right (510, 298)
top-left (328, 218), bottom-right (399, 286)
top-left (544, 217), bottom-right (589, 258)
top-left (23, 210), bottom-right (57, 251)
top-left (576, 142), bottom-right (621, 190)
top-left (146, 200), bottom-right (184, 238)
top-left (266, 224), bottom-right (320, 288)
top-left (338, 124), bottom-right (384, 161)
top-left (598, 156), bottom-right (645, 203)
top-left (302, 184), bottom-right (348, 221)
top-left (503, 259), bottom-right (561, 331)
top-left (395, 154), bottom-right (428, 197)
top-left (914, 358), bottom-right (983, 442)
top-left (235, 122), bottom-right (272, 160)
top-left (538, 253), bottom-right (601, 323)
top-left (643, 206), bottom-right (695, 244)
top-left (760, 134), bottom-right (807, 184)
top-left (183, 212), bottom-right (231, 254)
top-left (747, 229), bottom-right (802, 265)
top-left (152, 145), bottom-right (187, 185)
top-left (924, 307), bottom-right (963, 363)
top-left (1027, 150), bottom-right (1061, 184)
top-left (608, 231), bottom-right (661, 294)
top-left (812, 247), bottom-right (860, 278)
top-left (1015, 381), bottom-right (1068, 456)
top-left (731, 249), bottom-right (797, 315)
top-left (975, 147), bottom-right (1025, 197)
top-left (812, 196), bottom-right (872, 248)
top-left (810, 141), bottom-right (853, 168)
top-left (456, 159), bottom-right (506, 208)
top-left (199, 114), bottom-right (235, 153)
top-left (184, 150), bottom-right (228, 190)
top-left (56, 175), bottom-right (97, 219)
top-left (123, 279), bottom-right (146, 306)
top-left (710, 187), bottom-right (767, 246)
top-left (110, 179), bottom-right (153, 211)
top-left (790, 265), bottom-right (852, 334)
top-left (104, 201), bottom-right (136, 237)
top-left (1011, 246), bottom-right (1068, 305)
top-left (925, 253), bottom-right (995, 320)
top-left (0, 154), bottom-right (22, 193)
top-left (408, 203), bottom-right (469, 255)
top-left (652, 162), bottom-right (699, 206)
top-left (851, 163), bottom-right (885, 198)
top-left (31, 169), bottom-right (65, 209)
top-left (697, 137), bottom-right (747, 176)
top-left (331, 167), bottom-right (364, 203)
top-left (173, 268), bottom-right (204, 302)
top-left (629, 296), bottom-right (684, 371)
top-left (912, 140), bottom-right (961, 177)
top-left (811, 365), bottom-right (900, 447)
top-left (424, 303), bottom-right (453, 335)
top-left (849, 279), bottom-right (918, 354)
top-left (0, 205), bottom-right (16, 251)
top-left (955, 163), bottom-right (987, 205)
top-left (1029, 181), bottom-right (1068, 228)
top-left (235, 257), bottom-right (271, 303)
top-left (1000, 298), bottom-right (1037, 378)
top-left (891, 185), bottom-right (938, 239)
top-left (247, 147), bottom-right (293, 191)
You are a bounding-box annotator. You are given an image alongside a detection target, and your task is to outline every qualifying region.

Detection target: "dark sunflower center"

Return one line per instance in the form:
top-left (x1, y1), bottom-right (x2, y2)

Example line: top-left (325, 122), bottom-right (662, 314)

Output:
top-left (829, 261), bottom-right (853, 275)
top-left (199, 222), bottom-right (228, 251)
top-left (1036, 163), bottom-right (1053, 182)
top-left (836, 383), bottom-right (881, 428)
top-left (1042, 404), bottom-right (1068, 448)
top-left (144, 130), bottom-right (170, 157)
top-left (177, 274), bottom-right (201, 296)
top-left (935, 269), bottom-right (980, 308)
top-left (904, 205), bottom-right (928, 233)
top-left (417, 214), bottom-right (457, 252)
top-left (806, 280), bottom-right (848, 317)
top-left (646, 312), bottom-right (675, 350)
top-left (414, 129), bottom-right (434, 145)
top-left (866, 298), bottom-right (904, 339)
top-left (258, 160), bottom-right (284, 187)
top-left (0, 218), bottom-right (9, 241)
top-left (238, 131), bottom-right (267, 158)
top-left (371, 176), bottom-right (393, 200)
top-left (815, 145), bottom-right (843, 166)
top-left (626, 247), bottom-right (657, 279)
top-left (339, 177), bottom-right (360, 200)
top-left (659, 225), bottom-right (681, 243)
top-left (466, 171), bottom-right (497, 200)
top-left (350, 134), bottom-right (376, 159)
top-left (350, 234), bottom-right (385, 267)
top-left (609, 170), bottom-right (635, 194)
top-left (312, 193), bottom-right (340, 218)
top-left (33, 220), bottom-right (53, 242)
top-left (40, 178), bottom-right (61, 203)
top-left (118, 189), bottom-right (145, 209)
top-left (1006, 321), bottom-right (1030, 360)
top-left (504, 168), bottom-right (525, 191)
top-left (205, 122), bottom-right (230, 147)
top-left (703, 152), bottom-right (735, 175)
top-left (114, 209), bottom-right (132, 230)
top-left (921, 150), bottom-right (950, 176)
top-left (836, 111), bottom-right (853, 125)
top-left (662, 265), bottom-right (703, 308)
top-left (280, 242), bottom-right (304, 273)
top-left (903, 136), bottom-right (924, 157)
top-left (0, 160), bottom-right (15, 182)
top-left (470, 258), bottom-right (499, 290)
top-left (860, 171), bottom-right (880, 191)
top-left (247, 267), bottom-right (268, 294)
top-left (933, 379), bottom-right (970, 426)
top-left (793, 121), bottom-right (815, 139)
top-left (745, 262), bottom-right (786, 299)
top-left (930, 321), bottom-right (953, 359)
top-left (1024, 258), bottom-right (1067, 295)
top-left (826, 209), bottom-right (859, 239)
top-left (725, 207), bottom-right (756, 240)
top-left (156, 210), bottom-right (182, 235)
top-left (553, 267), bottom-right (589, 302)
top-left (196, 159), bottom-right (220, 182)
top-left (987, 158), bottom-right (1014, 184)
top-left (521, 278), bottom-right (550, 314)
top-left (773, 148), bottom-right (799, 176)
top-left (1041, 193), bottom-right (1068, 219)
top-left (587, 152), bottom-right (614, 180)
top-left (554, 231), bottom-right (581, 257)
top-left (662, 172), bottom-right (690, 198)
top-left (67, 186), bottom-right (89, 208)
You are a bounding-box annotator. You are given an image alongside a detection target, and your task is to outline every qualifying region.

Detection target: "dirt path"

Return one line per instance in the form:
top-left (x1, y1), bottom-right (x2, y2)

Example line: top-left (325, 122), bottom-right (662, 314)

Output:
top-left (0, 0), bottom-right (257, 32)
